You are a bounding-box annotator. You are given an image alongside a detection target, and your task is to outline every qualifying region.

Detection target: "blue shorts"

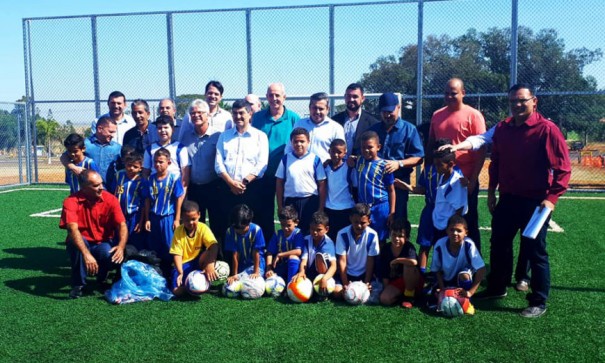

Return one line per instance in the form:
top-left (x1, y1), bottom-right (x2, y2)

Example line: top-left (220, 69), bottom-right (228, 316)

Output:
top-left (148, 213), bottom-right (175, 263)
top-left (416, 204), bottom-right (434, 248)
top-left (171, 255), bottom-right (201, 289)
top-left (369, 201), bottom-right (389, 241)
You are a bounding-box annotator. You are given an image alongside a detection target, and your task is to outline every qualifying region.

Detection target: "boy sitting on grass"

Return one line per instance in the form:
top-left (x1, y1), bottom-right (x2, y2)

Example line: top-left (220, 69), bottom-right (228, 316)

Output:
top-left (292, 211), bottom-right (337, 297)
top-left (225, 204), bottom-right (266, 284)
top-left (379, 219), bottom-right (424, 308)
top-left (265, 206), bottom-right (303, 283)
top-left (170, 201), bottom-right (219, 296)
top-left (333, 203), bottom-right (380, 298)
top-left (431, 215), bottom-right (485, 305)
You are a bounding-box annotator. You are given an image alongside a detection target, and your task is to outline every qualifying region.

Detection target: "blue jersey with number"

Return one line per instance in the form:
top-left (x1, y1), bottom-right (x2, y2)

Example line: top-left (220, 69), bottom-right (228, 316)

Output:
top-left (267, 228), bottom-right (303, 256)
top-left (224, 223), bottom-right (266, 272)
top-left (353, 158), bottom-right (394, 204)
top-left (143, 173), bottom-right (184, 216)
top-left (65, 157), bottom-right (99, 194)
top-left (109, 170), bottom-right (147, 216)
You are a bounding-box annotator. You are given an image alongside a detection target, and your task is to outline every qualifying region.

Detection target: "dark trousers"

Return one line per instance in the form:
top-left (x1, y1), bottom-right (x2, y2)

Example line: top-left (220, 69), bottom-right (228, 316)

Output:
top-left (464, 184), bottom-right (481, 254)
top-left (251, 176), bottom-right (277, 243)
top-left (325, 207), bottom-right (352, 241)
top-left (394, 188), bottom-right (409, 221)
top-left (188, 179), bottom-right (222, 242)
top-left (67, 238), bottom-right (118, 287)
top-left (488, 194), bottom-right (550, 307)
top-left (216, 181), bottom-right (255, 258)
top-left (285, 195), bottom-right (319, 235)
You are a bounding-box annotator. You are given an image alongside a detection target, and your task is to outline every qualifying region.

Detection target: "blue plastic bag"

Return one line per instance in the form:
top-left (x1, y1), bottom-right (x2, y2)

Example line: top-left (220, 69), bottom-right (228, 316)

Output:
top-left (105, 260), bottom-right (173, 304)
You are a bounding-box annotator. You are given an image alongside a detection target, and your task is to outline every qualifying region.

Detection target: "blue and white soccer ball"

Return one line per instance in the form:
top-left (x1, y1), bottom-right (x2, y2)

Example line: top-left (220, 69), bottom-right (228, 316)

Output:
top-left (344, 281), bottom-right (370, 305)
top-left (241, 277), bottom-right (265, 299)
top-left (186, 270), bottom-right (210, 296)
top-left (265, 275), bottom-right (286, 297)
top-left (222, 280), bottom-right (243, 298)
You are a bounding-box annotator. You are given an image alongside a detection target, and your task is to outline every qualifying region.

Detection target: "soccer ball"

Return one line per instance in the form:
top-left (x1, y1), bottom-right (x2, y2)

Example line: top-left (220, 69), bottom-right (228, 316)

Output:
top-left (222, 280), bottom-right (243, 298)
top-left (214, 261), bottom-right (230, 281)
top-left (438, 288), bottom-right (474, 317)
top-left (344, 281), bottom-right (370, 305)
top-left (241, 277), bottom-right (265, 299)
top-left (185, 270), bottom-right (210, 295)
top-left (265, 275), bottom-right (286, 297)
top-left (287, 277), bottom-right (313, 303)
top-left (312, 274), bottom-right (335, 296)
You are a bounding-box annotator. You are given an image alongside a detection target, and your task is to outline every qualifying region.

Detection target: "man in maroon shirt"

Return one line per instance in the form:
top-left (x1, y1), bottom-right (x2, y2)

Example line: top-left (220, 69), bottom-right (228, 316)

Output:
top-left (479, 84), bottom-right (571, 318)
top-left (60, 170), bottom-right (128, 298)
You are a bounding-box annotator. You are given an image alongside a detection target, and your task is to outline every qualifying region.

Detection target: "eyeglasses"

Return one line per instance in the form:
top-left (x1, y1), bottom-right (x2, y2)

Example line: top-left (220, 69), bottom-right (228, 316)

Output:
top-left (508, 97), bottom-right (535, 105)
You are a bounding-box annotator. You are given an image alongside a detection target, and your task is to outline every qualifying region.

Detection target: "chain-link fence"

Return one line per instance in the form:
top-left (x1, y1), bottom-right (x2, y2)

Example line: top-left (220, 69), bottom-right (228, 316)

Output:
top-left (18, 0), bottom-right (605, 188)
top-left (0, 102), bottom-right (31, 187)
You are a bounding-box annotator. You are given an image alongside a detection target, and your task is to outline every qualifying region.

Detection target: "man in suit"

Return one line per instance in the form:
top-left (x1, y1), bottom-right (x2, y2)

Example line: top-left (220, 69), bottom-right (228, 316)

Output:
top-left (332, 83), bottom-right (380, 156)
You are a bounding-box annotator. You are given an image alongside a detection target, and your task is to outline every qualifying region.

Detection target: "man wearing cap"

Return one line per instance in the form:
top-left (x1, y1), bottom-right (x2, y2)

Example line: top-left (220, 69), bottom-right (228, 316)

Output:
top-left (332, 83), bottom-right (380, 156)
top-left (368, 92), bottom-right (424, 220)
top-left (428, 78), bottom-right (486, 253)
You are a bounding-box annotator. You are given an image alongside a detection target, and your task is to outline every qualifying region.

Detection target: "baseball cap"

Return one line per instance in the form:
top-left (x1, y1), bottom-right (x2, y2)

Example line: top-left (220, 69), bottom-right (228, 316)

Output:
top-left (378, 93), bottom-right (399, 112)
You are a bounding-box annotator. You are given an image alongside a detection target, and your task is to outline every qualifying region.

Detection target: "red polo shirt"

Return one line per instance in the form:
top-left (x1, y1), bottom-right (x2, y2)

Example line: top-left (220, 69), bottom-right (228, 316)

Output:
top-left (488, 112), bottom-right (571, 204)
top-left (59, 190), bottom-right (125, 244)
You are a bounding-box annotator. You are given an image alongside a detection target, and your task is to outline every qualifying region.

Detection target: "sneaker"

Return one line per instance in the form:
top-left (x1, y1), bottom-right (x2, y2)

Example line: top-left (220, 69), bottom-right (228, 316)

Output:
top-left (515, 280), bottom-right (529, 292)
top-left (520, 306), bottom-right (547, 318)
top-left (401, 299), bottom-right (414, 309)
top-left (474, 289), bottom-right (508, 300)
top-left (69, 286), bottom-right (83, 299)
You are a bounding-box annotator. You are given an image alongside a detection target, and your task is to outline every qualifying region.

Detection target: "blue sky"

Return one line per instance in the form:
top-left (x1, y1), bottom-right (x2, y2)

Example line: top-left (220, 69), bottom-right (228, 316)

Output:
top-left (1, 0), bottom-right (603, 122)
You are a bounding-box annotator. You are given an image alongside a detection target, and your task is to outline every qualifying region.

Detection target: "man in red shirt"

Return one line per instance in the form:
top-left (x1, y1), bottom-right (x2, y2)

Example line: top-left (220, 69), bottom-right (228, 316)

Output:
top-left (59, 170), bottom-right (128, 298)
top-left (429, 78), bottom-right (486, 253)
top-left (479, 84), bottom-right (571, 318)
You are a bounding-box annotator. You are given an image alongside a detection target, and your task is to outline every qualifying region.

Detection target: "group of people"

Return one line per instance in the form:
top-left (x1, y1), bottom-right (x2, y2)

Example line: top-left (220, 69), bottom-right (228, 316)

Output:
top-left (59, 79), bottom-right (571, 318)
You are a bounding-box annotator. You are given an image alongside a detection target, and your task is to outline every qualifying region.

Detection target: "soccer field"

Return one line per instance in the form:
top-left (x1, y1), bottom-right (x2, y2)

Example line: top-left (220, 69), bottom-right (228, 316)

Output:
top-left (0, 186), bottom-right (603, 362)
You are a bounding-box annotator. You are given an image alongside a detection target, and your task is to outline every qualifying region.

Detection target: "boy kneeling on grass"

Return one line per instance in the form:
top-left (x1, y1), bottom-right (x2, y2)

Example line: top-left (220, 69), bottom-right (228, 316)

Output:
top-left (170, 201), bottom-right (220, 296)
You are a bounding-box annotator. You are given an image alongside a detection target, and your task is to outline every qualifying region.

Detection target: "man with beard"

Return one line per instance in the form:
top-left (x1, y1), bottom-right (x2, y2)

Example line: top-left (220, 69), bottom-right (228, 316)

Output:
top-left (332, 83), bottom-right (380, 156)
top-left (91, 91), bottom-right (135, 146)
top-left (122, 99), bottom-right (158, 155)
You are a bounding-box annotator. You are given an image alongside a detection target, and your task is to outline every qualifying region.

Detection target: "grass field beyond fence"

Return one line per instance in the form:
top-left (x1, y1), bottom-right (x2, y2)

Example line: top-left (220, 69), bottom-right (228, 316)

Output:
top-left (0, 186), bottom-right (603, 362)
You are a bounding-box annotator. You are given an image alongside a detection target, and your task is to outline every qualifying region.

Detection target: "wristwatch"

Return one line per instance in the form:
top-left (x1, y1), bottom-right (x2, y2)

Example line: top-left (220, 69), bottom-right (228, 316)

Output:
top-left (398, 160), bottom-right (404, 168)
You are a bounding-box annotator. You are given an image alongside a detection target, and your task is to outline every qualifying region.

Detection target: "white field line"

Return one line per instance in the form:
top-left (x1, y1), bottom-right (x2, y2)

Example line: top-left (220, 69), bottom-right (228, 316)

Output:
top-left (0, 187), bottom-right (69, 194)
top-left (30, 208), bottom-right (63, 218)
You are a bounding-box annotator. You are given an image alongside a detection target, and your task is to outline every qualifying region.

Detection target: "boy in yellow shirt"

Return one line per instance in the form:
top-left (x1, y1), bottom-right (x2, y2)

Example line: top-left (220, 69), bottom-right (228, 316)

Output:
top-left (169, 201), bottom-right (220, 296)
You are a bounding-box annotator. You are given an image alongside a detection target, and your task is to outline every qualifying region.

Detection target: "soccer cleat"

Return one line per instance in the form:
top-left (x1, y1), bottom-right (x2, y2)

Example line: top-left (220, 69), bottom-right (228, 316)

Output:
top-left (69, 286), bottom-right (83, 299)
top-left (515, 280), bottom-right (529, 292)
top-left (473, 289), bottom-right (508, 300)
top-left (520, 306), bottom-right (547, 318)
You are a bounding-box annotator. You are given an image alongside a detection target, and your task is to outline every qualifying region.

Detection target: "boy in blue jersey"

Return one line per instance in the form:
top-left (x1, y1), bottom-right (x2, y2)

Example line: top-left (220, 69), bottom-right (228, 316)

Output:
top-left (333, 203), bottom-right (380, 298)
top-left (265, 206), bottom-right (303, 283)
top-left (324, 139), bottom-right (356, 241)
top-left (352, 131), bottom-right (396, 242)
top-left (170, 201), bottom-right (219, 296)
top-left (63, 133), bottom-right (99, 194)
top-left (225, 204), bottom-right (266, 284)
top-left (143, 148), bottom-right (185, 272)
top-left (292, 211), bottom-right (337, 296)
top-left (108, 152), bottom-right (147, 250)
top-left (276, 127), bottom-right (327, 234)
top-left (431, 139), bottom-right (468, 243)
top-left (142, 115), bottom-right (190, 190)
top-left (105, 145), bottom-right (136, 190)
top-left (431, 215), bottom-right (484, 301)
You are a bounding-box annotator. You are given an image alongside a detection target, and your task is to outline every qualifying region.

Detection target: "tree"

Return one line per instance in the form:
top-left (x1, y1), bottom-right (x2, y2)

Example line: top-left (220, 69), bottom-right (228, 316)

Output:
top-left (360, 26), bottom-right (605, 140)
top-left (36, 109), bottom-right (60, 164)
top-left (0, 110), bottom-right (19, 151)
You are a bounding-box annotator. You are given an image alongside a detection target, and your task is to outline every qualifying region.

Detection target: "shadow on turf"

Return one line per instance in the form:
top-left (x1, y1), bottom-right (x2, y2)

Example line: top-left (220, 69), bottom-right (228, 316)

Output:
top-left (2, 246), bottom-right (73, 300)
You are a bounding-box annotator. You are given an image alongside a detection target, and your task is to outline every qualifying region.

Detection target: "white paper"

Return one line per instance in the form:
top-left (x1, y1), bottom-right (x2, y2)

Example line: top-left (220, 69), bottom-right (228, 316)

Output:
top-left (522, 206), bottom-right (552, 239)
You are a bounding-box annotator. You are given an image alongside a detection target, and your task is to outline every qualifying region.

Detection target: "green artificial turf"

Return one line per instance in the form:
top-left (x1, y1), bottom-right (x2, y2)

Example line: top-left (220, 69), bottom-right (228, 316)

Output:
top-left (0, 187), bottom-right (603, 362)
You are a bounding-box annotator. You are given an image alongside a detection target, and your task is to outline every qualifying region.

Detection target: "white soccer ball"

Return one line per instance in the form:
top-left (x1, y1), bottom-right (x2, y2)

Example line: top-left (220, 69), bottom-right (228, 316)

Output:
top-left (265, 275), bottom-right (286, 297)
top-left (185, 270), bottom-right (210, 295)
top-left (344, 281), bottom-right (370, 305)
top-left (222, 280), bottom-right (243, 298)
top-left (213, 260), bottom-right (230, 281)
top-left (312, 274), bottom-right (336, 296)
top-left (440, 296), bottom-right (464, 317)
top-left (287, 277), bottom-right (313, 303)
top-left (241, 277), bottom-right (265, 299)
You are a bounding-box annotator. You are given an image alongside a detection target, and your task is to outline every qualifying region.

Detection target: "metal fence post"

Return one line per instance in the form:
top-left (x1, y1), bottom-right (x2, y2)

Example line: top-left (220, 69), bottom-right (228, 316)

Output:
top-left (415, 0), bottom-right (425, 184)
top-left (91, 16), bottom-right (101, 118)
top-left (510, 0), bottom-right (519, 87)
top-left (167, 13), bottom-right (176, 101)
top-left (22, 19), bottom-right (32, 183)
top-left (246, 9), bottom-right (253, 94)
top-left (329, 5), bottom-right (335, 109)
